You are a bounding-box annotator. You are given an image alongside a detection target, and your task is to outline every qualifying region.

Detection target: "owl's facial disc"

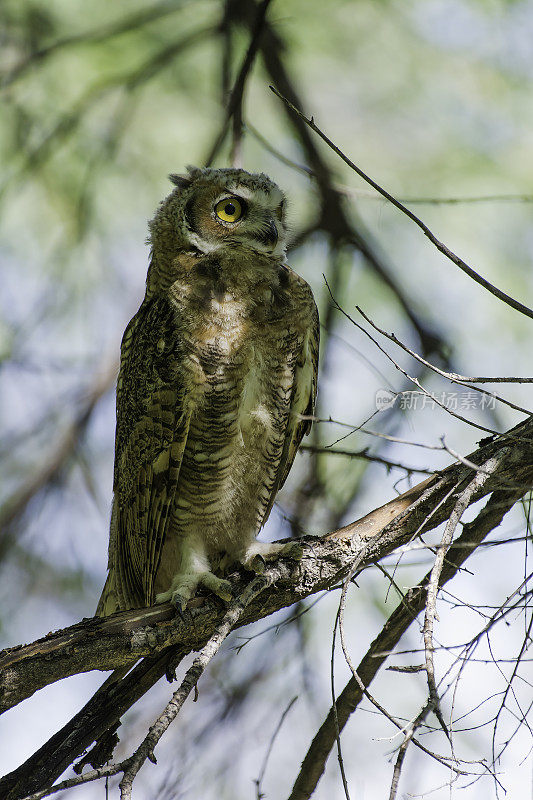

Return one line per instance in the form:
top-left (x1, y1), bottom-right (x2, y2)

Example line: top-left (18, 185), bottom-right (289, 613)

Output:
top-left (177, 174), bottom-right (287, 257)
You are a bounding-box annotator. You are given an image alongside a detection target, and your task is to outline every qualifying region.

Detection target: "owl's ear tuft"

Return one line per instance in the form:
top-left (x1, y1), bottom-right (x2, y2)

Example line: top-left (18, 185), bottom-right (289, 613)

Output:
top-left (169, 173), bottom-right (192, 190)
top-left (186, 165), bottom-right (203, 178)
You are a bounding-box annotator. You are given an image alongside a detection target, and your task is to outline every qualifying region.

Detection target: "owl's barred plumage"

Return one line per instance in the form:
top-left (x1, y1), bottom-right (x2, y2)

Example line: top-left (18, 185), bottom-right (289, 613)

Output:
top-left (97, 167), bottom-right (319, 616)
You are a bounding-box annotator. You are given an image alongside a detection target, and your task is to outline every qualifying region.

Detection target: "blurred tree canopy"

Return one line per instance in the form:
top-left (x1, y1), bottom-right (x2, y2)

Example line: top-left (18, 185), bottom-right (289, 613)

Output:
top-left (1, 1), bottom-right (533, 799)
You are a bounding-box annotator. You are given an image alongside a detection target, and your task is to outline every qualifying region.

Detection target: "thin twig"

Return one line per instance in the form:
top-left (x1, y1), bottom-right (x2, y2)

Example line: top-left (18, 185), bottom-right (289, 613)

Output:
top-left (254, 696), bottom-right (298, 799)
top-left (270, 85), bottom-right (533, 322)
top-left (118, 573), bottom-right (275, 798)
top-left (388, 700), bottom-right (434, 800)
top-left (355, 305), bottom-right (533, 413)
top-left (330, 605), bottom-right (352, 800)
top-left (323, 278), bottom-right (521, 437)
top-left (287, 486), bottom-right (523, 800)
top-left (422, 453), bottom-right (505, 745)
top-left (356, 308), bottom-right (533, 384)
top-left (20, 765), bottom-right (122, 800)
top-left (299, 444), bottom-right (434, 475)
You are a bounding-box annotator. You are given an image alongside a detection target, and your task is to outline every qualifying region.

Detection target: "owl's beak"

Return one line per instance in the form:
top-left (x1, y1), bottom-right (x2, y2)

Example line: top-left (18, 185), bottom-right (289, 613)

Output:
top-left (264, 217), bottom-right (278, 247)
top-left (252, 216), bottom-right (279, 250)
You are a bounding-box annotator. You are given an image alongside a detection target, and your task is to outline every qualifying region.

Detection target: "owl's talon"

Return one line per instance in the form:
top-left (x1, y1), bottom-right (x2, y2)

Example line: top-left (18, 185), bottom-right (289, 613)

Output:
top-left (248, 554), bottom-right (266, 574)
top-left (155, 586), bottom-right (191, 614)
top-left (214, 582), bottom-right (233, 603)
top-left (171, 591), bottom-right (190, 613)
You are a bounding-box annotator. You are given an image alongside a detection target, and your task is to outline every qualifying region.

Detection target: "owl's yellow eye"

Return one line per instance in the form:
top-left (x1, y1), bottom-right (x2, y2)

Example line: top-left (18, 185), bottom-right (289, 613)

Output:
top-left (215, 197), bottom-right (243, 223)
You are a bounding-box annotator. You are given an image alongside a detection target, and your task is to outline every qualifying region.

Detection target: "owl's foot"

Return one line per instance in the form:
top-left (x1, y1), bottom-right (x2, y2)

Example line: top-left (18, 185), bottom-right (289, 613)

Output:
top-left (200, 572), bottom-right (233, 603)
top-left (247, 554), bottom-right (266, 574)
top-left (155, 571), bottom-right (233, 611)
top-left (242, 540), bottom-right (303, 573)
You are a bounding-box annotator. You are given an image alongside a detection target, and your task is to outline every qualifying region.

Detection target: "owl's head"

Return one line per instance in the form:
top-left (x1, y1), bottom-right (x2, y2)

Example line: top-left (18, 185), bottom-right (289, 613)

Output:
top-left (149, 166), bottom-right (288, 261)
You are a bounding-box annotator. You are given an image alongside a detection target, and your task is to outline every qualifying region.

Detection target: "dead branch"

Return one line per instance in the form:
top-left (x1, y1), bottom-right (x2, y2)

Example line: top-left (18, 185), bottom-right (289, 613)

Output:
top-left (0, 415), bottom-right (532, 800)
top-left (1, 416), bottom-right (531, 713)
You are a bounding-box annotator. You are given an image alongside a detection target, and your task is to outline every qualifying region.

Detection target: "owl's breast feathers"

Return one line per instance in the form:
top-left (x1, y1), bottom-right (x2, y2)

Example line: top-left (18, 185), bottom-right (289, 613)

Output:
top-left (98, 250), bottom-right (318, 614)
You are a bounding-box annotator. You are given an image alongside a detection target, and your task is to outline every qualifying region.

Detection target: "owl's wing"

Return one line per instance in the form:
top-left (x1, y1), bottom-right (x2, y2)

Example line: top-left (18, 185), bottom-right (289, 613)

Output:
top-left (260, 295), bottom-right (319, 526)
top-left (108, 295), bottom-right (190, 610)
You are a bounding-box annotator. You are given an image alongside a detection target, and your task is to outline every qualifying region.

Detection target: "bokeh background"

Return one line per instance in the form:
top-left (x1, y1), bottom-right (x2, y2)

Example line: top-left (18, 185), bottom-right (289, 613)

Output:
top-left (1, 1), bottom-right (532, 798)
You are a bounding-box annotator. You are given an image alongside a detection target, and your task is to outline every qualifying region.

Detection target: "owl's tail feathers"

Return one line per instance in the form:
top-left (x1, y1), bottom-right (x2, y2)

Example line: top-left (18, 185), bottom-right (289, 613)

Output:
top-left (95, 571), bottom-right (122, 617)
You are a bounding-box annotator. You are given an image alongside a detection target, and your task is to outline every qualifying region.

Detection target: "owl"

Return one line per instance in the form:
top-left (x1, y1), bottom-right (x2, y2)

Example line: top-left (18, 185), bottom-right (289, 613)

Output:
top-left (96, 166), bottom-right (319, 616)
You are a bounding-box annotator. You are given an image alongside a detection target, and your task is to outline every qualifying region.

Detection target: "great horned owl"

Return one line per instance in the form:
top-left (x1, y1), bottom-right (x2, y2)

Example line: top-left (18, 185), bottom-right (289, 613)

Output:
top-left (97, 166), bottom-right (319, 616)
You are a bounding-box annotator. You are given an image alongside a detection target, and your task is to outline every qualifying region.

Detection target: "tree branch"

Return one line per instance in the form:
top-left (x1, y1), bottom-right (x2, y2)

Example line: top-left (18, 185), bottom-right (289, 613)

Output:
top-left (270, 85), bottom-right (533, 322)
top-left (288, 484), bottom-right (526, 800)
top-left (2, 417), bottom-right (531, 714)
top-left (0, 416), bottom-right (532, 799)
top-left (204, 0), bottom-right (273, 167)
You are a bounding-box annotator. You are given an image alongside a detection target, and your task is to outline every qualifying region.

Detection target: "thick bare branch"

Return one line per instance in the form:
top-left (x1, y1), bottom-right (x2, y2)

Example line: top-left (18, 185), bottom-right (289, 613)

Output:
top-left (0, 416), bottom-right (531, 800)
top-left (204, 0), bottom-right (273, 167)
top-left (1, 416), bottom-right (531, 716)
